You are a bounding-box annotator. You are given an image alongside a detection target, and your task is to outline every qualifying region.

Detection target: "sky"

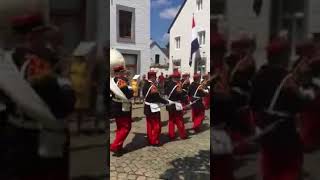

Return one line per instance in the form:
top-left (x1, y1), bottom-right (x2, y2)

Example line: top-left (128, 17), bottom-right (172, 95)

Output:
top-left (151, 0), bottom-right (184, 48)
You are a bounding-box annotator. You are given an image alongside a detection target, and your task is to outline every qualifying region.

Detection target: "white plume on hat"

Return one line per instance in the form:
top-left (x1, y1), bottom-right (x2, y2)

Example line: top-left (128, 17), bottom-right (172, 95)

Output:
top-left (110, 48), bottom-right (125, 72)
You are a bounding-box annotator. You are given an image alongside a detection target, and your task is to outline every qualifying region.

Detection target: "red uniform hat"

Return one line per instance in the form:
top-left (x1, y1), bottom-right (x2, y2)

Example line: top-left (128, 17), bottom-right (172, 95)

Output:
top-left (147, 70), bottom-right (157, 79)
top-left (171, 69), bottom-right (181, 78)
top-left (193, 73), bottom-right (201, 81)
top-left (231, 38), bottom-right (252, 50)
top-left (266, 38), bottom-right (290, 58)
top-left (113, 65), bottom-right (125, 72)
top-left (211, 32), bottom-right (226, 52)
top-left (10, 13), bottom-right (44, 34)
top-left (182, 73), bottom-right (190, 78)
top-left (296, 41), bottom-right (315, 57)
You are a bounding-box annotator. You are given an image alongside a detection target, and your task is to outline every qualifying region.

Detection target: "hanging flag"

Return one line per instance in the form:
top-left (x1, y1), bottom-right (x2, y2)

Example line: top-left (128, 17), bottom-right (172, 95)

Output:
top-left (190, 16), bottom-right (200, 67)
top-left (253, 0), bottom-right (263, 16)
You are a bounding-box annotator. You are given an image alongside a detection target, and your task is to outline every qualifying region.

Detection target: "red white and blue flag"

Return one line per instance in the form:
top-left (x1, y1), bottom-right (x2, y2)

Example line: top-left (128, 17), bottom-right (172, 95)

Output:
top-left (190, 16), bottom-right (200, 67)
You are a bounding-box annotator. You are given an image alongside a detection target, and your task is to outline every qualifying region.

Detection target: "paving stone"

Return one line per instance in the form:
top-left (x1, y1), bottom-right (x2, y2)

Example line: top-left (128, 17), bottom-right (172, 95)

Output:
top-left (128, 174), bottom-right (137, 180)
top-left (136, 176), bottom-right (147, 180)
top-left (110, 107), bottom-right (210, 179)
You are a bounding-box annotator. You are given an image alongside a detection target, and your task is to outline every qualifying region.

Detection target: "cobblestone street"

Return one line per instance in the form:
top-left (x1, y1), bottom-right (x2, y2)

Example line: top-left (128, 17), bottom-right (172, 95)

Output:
top-left (69, 117), bottom-right (107, 180)
top-left (110, 104), bottom-right (210, 180)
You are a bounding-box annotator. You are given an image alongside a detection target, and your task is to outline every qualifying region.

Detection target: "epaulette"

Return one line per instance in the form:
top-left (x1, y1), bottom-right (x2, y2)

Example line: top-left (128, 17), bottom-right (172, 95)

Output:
top-left (117, 79), bottom-right (127, 88)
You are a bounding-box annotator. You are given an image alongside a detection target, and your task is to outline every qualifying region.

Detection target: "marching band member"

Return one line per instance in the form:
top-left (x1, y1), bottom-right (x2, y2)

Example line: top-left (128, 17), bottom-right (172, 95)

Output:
top-left (0, 5), bottom-right (69, 179)
top-left (228, 34), bottom-right (257, 155)
top-left (201, 73), bottom-right (210, 110)
top-left (165, 69), bottom-right (188, 140)
top-left (181, 73), bottom-right (191, 114)
top-left (211, 30), bottom-right (235, 180)
top-left (294, 40), bottom-right (320, 152)
top-left (189, 73), bottom-right (209, 132)
top-left (250, 37), bottom-right (317, 180)
top-left (143, 70), bottom-right (171, 146)
top-left (110, 49), bottom-right (133, 153)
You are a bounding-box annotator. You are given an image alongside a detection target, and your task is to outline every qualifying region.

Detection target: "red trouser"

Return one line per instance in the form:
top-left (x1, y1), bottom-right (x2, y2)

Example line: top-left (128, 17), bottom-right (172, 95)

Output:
top-left (260, 146), bottom-right (303, 180)
top-left (110, 115), bottom-right (132, 152)
top-left (230, 110), bottom-right (256, 155)
top-left (168, 111), bottom-right (187, 139)
top-left (203, 95), bottom-right (210, 110)
top-left (300, 111), bottom-right (320, 151)
top-left (146, 113), bottom-right (161, 145)
top-left (192, 108), bottom-right (205, 131)
top-left (212, 155), bottom-right (235, 180)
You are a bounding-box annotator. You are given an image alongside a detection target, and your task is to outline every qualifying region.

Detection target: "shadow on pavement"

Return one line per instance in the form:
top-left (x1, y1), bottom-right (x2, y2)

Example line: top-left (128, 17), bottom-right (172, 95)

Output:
top-left (183, 116), bottom-right (191, 123)
top-left (161, 120), bottom-right (169, 127)
top-left (72, 174), bottom-right (106, 180)
top-left (123, 133), bottom-right (148, 154)
top-left (132, 116), bottom-right (144, 122)
top-left (186, 123), bottom-right (210, 135)
top-left (70, 129), bottom-right (106, 137)
top-left (160, 150), bottom-right (210, 180)
top-left (70, 143), bottom-right (107, 152)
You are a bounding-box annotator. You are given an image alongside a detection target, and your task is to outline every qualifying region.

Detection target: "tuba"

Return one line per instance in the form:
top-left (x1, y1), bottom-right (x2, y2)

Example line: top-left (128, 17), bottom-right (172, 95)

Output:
top-left (110, 48), bottom-right (129, 101)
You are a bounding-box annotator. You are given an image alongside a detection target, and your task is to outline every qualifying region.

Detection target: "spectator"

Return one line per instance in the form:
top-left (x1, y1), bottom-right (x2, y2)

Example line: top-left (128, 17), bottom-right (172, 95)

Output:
top-left (139, 74), bottom-right (147, 103)
top-left (158, 72), bottom-right (165, 94)
top-left (70, 55), bottom-right (90, 134)
top-left (131, 78), bottom-right (139, 104)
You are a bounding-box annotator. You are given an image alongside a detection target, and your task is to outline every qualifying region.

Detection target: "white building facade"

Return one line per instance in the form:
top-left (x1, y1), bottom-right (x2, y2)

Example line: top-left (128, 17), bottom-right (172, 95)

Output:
top-left (168, 0), bottom-right (210, 77)
top-left (212, 0), bottom-right (320, 68)
top-left (150, 40), bottom-right (169, 76)
top-left (110, 0), bottom-right (150, 79)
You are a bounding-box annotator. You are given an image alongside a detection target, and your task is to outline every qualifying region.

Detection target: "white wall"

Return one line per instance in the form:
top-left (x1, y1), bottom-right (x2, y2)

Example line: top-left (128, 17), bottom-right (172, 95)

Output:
top-left (150, 43), bottom-right (168, 65)
top-left (110, 0), bottom-right (150, 76)
top-left (308, 0), bottom-right (320, 35)
top-left (150, 43), bottom-right (169, 76)
top-left (226, 0), bottom-right (271, 68)
top-left (169, 0), bottom-right (210, 77)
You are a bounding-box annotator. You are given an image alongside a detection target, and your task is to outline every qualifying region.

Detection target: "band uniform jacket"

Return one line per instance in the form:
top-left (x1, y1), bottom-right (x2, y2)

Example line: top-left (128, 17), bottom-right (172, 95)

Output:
top-left (143, 81), bottom-right (169, 116)
top-left (165, 80), bottom-right (188, 112)
top-left (110, 77), bottom-right (133, 117)
top-left (250, 64), bottom-right (310, 148)
top-left (189, 82), bottom-right (208, 109)
top-left (229, 59), bottom-right (256, 134)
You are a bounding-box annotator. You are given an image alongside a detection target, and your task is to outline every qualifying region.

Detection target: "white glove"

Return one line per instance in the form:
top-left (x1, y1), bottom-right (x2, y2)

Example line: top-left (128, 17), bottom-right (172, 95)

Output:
top-left (299, 87), bottom-right (315, 100)
top-left (168, 100), bottom-right (175, 105)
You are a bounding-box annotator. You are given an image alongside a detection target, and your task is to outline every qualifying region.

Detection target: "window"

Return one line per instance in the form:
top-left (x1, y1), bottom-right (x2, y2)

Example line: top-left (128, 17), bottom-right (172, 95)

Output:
top-left (198, 31), bottom-right (206, 45)
top-left (117, 5), bottom-right (135, 43)
top-left (175, 37), bottom-right (181, 49)
top-left (197, 0), bottom-right (203, 11)
top-left (211, 0), bottom-right (225, 15)
top-left (173, 59), bottom-right (181, 71)
top-left (155, 54), bottom-right (160, 64)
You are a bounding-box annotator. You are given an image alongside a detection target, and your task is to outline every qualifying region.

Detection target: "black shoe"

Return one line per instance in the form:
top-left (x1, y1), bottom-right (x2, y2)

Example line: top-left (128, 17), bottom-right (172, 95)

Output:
top-left (112, 148), bottom-right (127, 157)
